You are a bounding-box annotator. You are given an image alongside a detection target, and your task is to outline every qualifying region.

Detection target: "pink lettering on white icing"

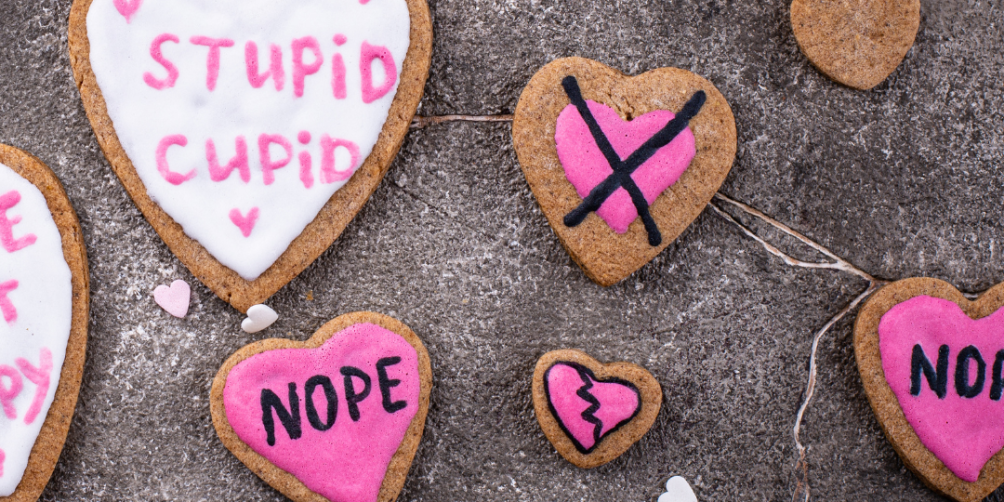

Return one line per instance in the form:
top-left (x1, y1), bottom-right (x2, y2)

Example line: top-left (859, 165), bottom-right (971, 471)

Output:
top-left (298, 152), bottom-right (314, 189)
top-left (0, 366), bottom-right (22, 420)
top-left (258, 134), bottom-right (293, 185)
top-left (0, 448), bottom-right (4, 477)
top-left (190, 36), bottom-right (235, 91)
top-left (0, 280), bottom-right (18, 325)
top-left (333, 34), bottom-right (348, 46)
top-left (113, 0), bottom-right (142, 23)
top-left (319, 136), bottom-right (361, 184)
top-left (206, 136), bottom-right (250, 183)
top-left (245, 42), bottom-right (285, 91)
top-left (143, 33), bottom-right (180, 90)
top-left (359, 41), bottom-right (397, 104)
top-left (155, 135), bottom-right (195, 185)
top-left (229, 208), bottom-right (259, 237)
top-left (291, 36), bottom-right (323, 98)
top-left (15, 348), bottom-right (52, 425)
top-left (0, 191), bottom-right (37, 253)
top-left (331, 53), bottom-right (347, 100)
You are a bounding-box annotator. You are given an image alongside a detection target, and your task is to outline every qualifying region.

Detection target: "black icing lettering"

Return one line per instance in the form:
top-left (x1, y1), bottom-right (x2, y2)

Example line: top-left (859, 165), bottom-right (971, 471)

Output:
top-left (991, 350), bottom-right (1004, 401)
top-left (910, 344), bottom-right (949, 399)
top-left (260, 382), bottom-right (301, 446)
top-left (955, 345), bottom-right (987, 398)
top-left (341, 366), bottom-right (372, 421)
top-left (377, 357), bottom-right (407, 413)
top-left (304, 375), bottom-right (337, 431)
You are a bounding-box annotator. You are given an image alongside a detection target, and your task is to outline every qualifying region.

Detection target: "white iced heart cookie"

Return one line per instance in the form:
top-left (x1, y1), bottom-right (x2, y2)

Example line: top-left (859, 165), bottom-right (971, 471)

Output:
top-left (657, 476), bottom-right (698, 502)
top-left (69, 0), bottom-right (432, 312)
top-left (241, 304), bottom-right (278, 333)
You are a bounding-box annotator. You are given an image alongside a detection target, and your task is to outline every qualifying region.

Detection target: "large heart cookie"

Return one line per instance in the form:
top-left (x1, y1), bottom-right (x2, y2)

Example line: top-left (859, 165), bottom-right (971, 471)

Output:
top-left (513, 58), bottom-right (736, 286)
top-left (855, 278), bottom-right (1004, 501)
top-left (211, 312), bottom-right (431, 502)
top-left (532, 349), bottom-right (661, 468)
top-left (0, 145), bottom-right (88, 502)
top-left (68, 0), bottom-right (432, 311)
top-left (791, 0), bottom-right (920, 90)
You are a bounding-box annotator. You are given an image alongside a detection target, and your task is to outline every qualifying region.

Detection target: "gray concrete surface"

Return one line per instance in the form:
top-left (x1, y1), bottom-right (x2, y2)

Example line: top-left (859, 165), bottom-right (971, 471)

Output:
top-left (0, 0), bottom-right (1001, 500)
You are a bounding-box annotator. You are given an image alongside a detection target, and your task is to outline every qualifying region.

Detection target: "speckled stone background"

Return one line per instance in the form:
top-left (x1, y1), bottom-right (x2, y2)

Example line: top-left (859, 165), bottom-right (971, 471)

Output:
top-left (0, 0), bottom-right (1002, 500)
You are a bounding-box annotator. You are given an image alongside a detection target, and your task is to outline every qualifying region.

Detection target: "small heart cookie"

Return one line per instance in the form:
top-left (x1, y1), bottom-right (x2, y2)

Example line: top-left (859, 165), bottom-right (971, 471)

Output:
top-left (0, 145), bottom-right (89, 501)
top-left (513, 57), bottom-right (736, 286)
top-left (211, 312), bottom-right (431, 502)
top-left (791, 0), bottom-right (920, 90)
top-left (153, 279), bottom-right (190, 318)
top-left (532, 349), bottom-right (661, 468)
top-left (855, 278), bottom-right (1004, 501)
top-left (241, 304), bottom-right (278, 333)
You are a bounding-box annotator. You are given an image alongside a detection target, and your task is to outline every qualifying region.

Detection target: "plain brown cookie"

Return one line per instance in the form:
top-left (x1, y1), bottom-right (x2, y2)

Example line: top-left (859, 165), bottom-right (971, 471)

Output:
top-left (512, 57), bottom-right (737, 287)
top-left (0, 145), bottom-right (89, 502)
top-left (531, 349), bottom-right (662, 469)
top-left (67, 0), bottom-right (432, 313)
top-left (855, 278), bottom-right (1004, 502)
top-left (210, 311), bottom-right (432, 502)
top-left (791, 0), bottom-right (920, 90)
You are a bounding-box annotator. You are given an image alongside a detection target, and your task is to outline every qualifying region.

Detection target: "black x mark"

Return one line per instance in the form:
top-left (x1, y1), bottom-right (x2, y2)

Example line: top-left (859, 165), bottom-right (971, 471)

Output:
top-left (560, 76), bottom-right (706, 246)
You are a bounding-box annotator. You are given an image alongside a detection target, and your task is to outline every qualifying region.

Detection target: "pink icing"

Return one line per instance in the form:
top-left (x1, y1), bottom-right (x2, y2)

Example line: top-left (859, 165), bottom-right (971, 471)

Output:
top-left (223, 323), bottom-right (420, 502)
top-left (297, 131), bottom-right (311, 144)
top-left (229, 208), bottom-right (259, 237)
top-left (359, 42), bottom-right (397, 104)
top-left (143, 33), bottom-right (180, 90)
top-left (331, 53), bottom-right (348, 100)
top-left (298, 152), bottom-right (314, 189)
top-left (0, 279), bottom-right (18, 324)
top-left (156, 135), bottom-right (196, 185)
top-left (245, 42), bottom-right (285, 91)
top-left (554, 100), bottom-right (696, 233)
top-left (292, 36), bottom-right (323, 98)
top-left (320, 136), bottom-right (360, 184)
top-left (259, 134), bottom-right (293, 185)
top-left (190, 36), bottom-right (235, 91)
top-left (113, 0), bottom-right (142, 23)
top-left (545, 362), bottom-right (641, 452)
top-left (879, 295), bottom-right (1004, 482)
top-left (0, 191), bottom-right (37, 253)
top-left (0, 449), bottom-right (3, 477)
top-left (206, 137), bottom-right (250, 183)
top-left (333, 34), bottom-right (348, 46)
top-left (0, 366), bottom-right (22, 420)
top-left (15, 348), bottom-right (51, 425)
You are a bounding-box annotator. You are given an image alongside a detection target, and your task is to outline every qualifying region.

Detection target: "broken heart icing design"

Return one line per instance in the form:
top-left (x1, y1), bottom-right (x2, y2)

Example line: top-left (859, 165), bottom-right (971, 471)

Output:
top-left (218, 318), bottom-right (428, 502)
top-left (0, 162), bottom-right (73, 496)
top-left (544, 362), bottom-right (641, 453)
top-left (84, 0), bottom-right (410, 280)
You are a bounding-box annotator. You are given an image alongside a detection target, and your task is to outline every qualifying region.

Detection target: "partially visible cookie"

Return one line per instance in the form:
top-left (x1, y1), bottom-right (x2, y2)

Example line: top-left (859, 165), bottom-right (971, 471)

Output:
top-left (791, 0), bottom-right (920, 90)
top-left (0, 145), bottom-right (89, 502)
top-left (531, 349), bottom-right (661, 468)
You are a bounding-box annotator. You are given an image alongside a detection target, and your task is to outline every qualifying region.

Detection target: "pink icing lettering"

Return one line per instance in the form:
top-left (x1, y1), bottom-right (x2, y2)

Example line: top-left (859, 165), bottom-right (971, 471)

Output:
top-left (545, 362), bottom-right (640, 452)
top-left (333, 34), bottom-right (347, 46)
top-left (331, 53), bottom-right (347, 100)
top-left (113, 0), bottom-right (142, 23)
top-left (299, 152), bottom-right (314, 189)
top-left (0, 280), bottom-right (18, 325)
top-left (207, 136), bottom-right (250, 183)
top-left (143, 33), bottom-right (180, 90)
top-left (0, 449), bottom-right (4, 477)
top-left (245, 42), bottom-right (285, 91)
top-left (156, 135), bottom-right (195, 185)
top-left (229, 208), bottom-right (259, 237)
top-left (258, 134), bottom-right (293, 185)
top-left (0, 366), bottom-right (22, 420)
top-left (297, 131), bottom-right (311, 144)
top-left (359, 41), bottom-right (397, 104)
top-left (292, 37), bottom-right (323, 98)
top-left (16, 348), bottom-right (51, 425)
top-left (0, 191), bottom-right (37, 252)
top-left (190, 36), bottom-right (235, 91)
top-left (319, 136), bottom-right (361, 184)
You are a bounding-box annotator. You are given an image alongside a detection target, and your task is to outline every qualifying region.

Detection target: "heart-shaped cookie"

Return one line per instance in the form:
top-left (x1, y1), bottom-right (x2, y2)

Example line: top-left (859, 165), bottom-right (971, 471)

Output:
top-left (791, 0), bottom-right (920, 90)
top-left (513, 58), bottom-right (736, 286)
top-left (68, 0), bottom-right (432, 312)
top-left (0, 145), bottom-right (88, 502)
top-left (211, 312), bottom-right (431, 502)
top-left (855, 277), bottom-right (1004, 501)
top-left (532, 349), bottom-right (661, 468)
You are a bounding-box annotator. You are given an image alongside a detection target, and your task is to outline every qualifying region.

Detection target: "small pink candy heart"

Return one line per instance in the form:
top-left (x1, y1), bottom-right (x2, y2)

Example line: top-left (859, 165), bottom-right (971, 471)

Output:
top-left (153, 279), bottom-right (191, 318)
top-left (555, 100), bottom-right (696, 234)
top-left (545, 362), bottom-right (640, 452)
top-left (113, 0), bottom-right (142, 23)
top-left (229, 207), bottom-right (259, 238)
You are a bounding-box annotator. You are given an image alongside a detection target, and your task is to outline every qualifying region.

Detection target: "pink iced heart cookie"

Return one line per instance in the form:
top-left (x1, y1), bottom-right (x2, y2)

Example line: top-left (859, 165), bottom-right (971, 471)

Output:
top-left (856, 278), bottom-right (1004, 502)
top-left (532, 349), bottom-right (662, 468)
top-left (211, 312), bottom-right (431, 502)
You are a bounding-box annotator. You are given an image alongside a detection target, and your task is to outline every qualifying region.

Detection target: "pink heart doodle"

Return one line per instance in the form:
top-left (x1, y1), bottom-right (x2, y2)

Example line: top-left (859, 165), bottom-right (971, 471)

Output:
top-left (544, 362), bottom-right (641, 453)
top-left (153, 279), bottom-right (191, 318)
top-left (879, 295), bottom-right (1004, 482)
top-left (229, 208), bottom-right (259, 238)
top-left (223, 323), bottom-right (420, 502)
top-left (554, 100), bottom-right (696, 234)
top-left (113, 0), bottom-right (142, 23)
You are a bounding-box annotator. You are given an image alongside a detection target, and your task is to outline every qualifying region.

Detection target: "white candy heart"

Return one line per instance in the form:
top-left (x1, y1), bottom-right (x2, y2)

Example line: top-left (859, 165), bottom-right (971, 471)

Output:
top-left (657, 476), bottom-right (698, 502)
top-left (152, 279), bottom-right (190, 318)
top-left (241, 304), bottom-right (278, 333)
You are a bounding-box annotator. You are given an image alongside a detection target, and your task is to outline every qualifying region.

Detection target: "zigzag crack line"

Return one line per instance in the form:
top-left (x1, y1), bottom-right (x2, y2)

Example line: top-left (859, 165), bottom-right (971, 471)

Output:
top-left (410, 114), bottom-right (514, 129)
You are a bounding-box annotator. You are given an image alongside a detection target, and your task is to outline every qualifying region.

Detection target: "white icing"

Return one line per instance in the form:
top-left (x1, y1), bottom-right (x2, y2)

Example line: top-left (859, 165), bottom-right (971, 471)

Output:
top-left (87, 0), bottom-right (411, 279)
top-left (0, 162), bottom-right (73, 496)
